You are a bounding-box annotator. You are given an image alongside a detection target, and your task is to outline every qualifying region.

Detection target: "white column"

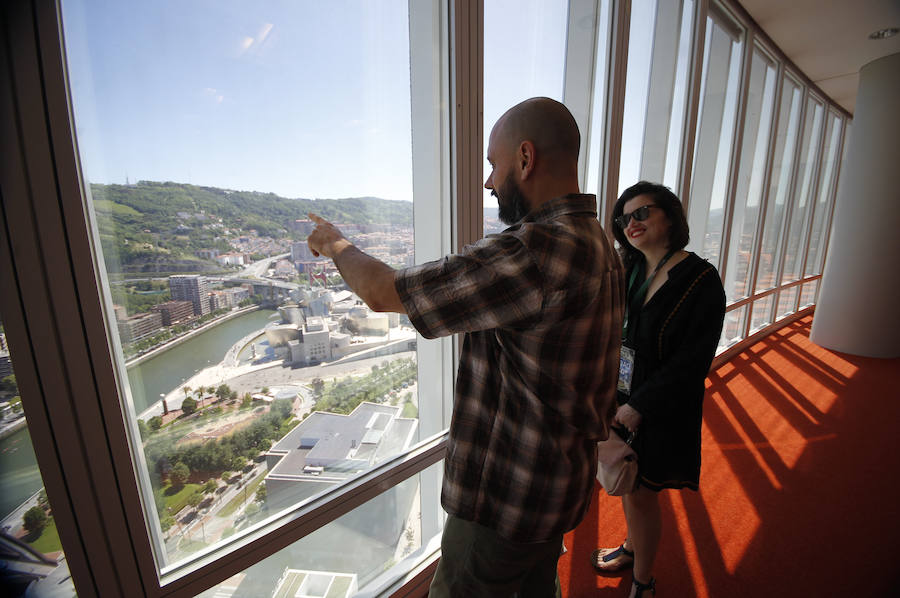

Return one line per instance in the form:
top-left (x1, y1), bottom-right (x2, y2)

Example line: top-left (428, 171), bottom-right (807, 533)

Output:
top-left (810, 53), bottom-right (900, 358)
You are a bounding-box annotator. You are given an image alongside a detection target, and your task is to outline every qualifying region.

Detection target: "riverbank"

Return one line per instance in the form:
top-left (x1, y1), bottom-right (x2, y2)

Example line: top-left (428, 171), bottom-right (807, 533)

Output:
top-left (0, 415), bottom-right (27, 440)
top-left (125, 305), bottom-right (262, 369)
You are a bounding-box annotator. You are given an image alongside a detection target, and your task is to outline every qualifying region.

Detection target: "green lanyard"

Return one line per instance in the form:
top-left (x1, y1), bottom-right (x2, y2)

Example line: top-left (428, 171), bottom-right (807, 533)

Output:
top-left (622, 250), bottom-right (675, 339)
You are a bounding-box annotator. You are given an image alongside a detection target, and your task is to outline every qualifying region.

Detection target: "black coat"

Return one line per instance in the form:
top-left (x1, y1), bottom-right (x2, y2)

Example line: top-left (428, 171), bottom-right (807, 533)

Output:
top-left (618, 252), bottom-right (725, 490)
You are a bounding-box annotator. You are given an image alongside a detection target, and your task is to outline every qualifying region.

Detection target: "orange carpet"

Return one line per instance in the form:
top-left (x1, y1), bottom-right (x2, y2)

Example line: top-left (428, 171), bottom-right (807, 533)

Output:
top-left (559, 316), bottom-right (900, 597)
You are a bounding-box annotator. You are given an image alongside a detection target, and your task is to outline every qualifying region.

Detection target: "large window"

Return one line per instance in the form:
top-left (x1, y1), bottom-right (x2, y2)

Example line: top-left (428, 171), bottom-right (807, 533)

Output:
top-left (804, 111), bottom-right (843, 278)
top-left (26, 0), bottom-right (448, 592)
top-left (750, 75), bottom-right (803, 332)
top-left (781, 97), bottom-right (825, 285)
top-left (618, 0), bottom-right (695, 195)
top-left (722, 47), bottom-right (777, 305)
top-left (482, 0), bottom-right (568, 235)
top-left (688, 5), bottom-right (744, 268)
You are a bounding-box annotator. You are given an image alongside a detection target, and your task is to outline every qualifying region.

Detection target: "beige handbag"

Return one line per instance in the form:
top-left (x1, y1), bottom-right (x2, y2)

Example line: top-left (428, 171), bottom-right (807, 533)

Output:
top-left (596, 427), bottom-right (638, 496)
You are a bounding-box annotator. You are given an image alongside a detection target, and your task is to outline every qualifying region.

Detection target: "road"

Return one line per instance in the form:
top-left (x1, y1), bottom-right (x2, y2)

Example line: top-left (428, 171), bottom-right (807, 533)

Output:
top-left (235, 253), bottom-right (289, 279)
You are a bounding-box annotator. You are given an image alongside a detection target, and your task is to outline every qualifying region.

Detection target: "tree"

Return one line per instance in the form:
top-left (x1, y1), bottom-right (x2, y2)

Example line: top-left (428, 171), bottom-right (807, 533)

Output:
top-left (181, 396), bottom-right (198, 415)
top-left (241, 393), bottom-right (252, 408)
top-left (182, 385), bottom-right (191, 399)
top-left (23, 506), bottom-right (48, 534)
top-left (260, 386), bottom-right (270, 396)
top-left (170, 462), bottom-right (190, 487)
top-left (187, 492), bottom-right (202, 508)
top-left (149, 415), bottom-right (163, 430)
top-left (137, 419), bottom-right (150, 440)
top-left (0, 374), bottom-right (17, 394)
top-left (255, 486), bottom-right (267, 503)
top-left (160, 514), bottom-right (175, 532)
top-left (221, 470), bottom-right (232, 481)
top-left (203, 479), bottom-right (218, 494)
top-left (216, 384), bottom-right (231, 400)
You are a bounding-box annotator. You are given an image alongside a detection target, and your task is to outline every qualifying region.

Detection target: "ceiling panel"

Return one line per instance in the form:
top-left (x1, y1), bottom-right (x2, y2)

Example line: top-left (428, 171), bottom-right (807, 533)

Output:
top-left (739, 0), bottom-right (900, 114)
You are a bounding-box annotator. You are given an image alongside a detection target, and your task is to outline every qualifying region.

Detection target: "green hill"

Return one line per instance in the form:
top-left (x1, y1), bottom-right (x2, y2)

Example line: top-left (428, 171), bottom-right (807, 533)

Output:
top-left (89, 181), bottom-right (413, 274)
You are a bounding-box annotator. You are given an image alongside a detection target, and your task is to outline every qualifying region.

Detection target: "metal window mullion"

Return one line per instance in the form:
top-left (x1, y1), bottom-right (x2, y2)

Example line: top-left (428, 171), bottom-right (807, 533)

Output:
top-left (743, 55), bottom-right (783, 338)
top-left (563, 0), bottom-right (603, 193)
top-left (676, 0), bottom-right (707, 211)
top-left (600, 0), bottom-right (630, 227)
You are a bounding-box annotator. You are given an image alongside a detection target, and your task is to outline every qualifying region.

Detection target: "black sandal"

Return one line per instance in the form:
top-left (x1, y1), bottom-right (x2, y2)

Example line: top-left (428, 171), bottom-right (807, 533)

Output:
top-left (632, 576), bottom-right (655, 597)
top-left (590, 543), bottom-right (634, 573)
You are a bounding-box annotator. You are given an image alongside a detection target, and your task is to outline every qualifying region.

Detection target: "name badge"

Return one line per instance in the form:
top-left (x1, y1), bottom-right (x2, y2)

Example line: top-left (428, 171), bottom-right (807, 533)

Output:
top-left (617, 345), bottom-right (636, 395)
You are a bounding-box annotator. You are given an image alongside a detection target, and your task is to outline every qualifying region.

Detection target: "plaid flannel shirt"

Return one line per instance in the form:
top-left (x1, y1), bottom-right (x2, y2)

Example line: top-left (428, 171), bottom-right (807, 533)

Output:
top-left (395, 194), bottom-right (624, 542)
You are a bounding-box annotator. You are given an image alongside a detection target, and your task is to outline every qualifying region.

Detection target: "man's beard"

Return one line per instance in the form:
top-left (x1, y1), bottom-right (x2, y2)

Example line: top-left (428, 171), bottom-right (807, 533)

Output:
top-left (496, 172), bottom-right (529, 225)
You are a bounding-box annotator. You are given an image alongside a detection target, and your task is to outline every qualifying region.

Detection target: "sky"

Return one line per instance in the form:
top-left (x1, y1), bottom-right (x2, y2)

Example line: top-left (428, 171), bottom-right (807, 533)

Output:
top-left (61, 0), bottom-right (570, 206)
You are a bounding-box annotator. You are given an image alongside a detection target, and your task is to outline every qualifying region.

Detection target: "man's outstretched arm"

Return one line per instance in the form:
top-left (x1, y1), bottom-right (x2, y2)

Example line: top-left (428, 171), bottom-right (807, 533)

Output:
top-left (306, 213), bottom-right (406, 314)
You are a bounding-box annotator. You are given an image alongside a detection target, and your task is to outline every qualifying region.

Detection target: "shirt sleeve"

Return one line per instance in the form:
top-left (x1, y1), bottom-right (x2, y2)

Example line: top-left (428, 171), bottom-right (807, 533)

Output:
top-left (393, 233), bottom-right (545, 339)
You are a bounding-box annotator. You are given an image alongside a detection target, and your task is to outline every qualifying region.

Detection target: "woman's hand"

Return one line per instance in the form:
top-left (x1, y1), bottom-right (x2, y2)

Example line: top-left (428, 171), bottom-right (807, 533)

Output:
top-left (614, 403), bottom-right (643, 434)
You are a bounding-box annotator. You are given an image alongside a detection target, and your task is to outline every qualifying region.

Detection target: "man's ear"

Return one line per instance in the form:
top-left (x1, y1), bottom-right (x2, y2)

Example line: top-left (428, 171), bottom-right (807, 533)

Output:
top-left (517, 140), bottom-right (536, 180)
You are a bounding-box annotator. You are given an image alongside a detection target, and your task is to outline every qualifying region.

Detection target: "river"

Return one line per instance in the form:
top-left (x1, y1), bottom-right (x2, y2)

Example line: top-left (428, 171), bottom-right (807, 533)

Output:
top-left (0, 308), bottom-right (277, 520)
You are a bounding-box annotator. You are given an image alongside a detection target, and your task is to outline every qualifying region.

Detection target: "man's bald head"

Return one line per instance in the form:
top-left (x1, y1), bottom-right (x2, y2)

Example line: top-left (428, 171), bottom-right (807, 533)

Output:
top-left (492, 97), bottom-right (581, 172)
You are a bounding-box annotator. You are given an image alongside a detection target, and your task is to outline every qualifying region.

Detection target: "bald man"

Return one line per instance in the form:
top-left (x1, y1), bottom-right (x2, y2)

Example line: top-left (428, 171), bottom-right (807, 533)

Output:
top-left (308, 97), bottom-right (624, 597)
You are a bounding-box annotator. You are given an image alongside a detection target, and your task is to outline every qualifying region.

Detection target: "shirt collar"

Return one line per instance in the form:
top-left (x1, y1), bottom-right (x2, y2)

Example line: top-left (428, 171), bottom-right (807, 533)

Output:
top-left (521, 193), bottom-right (598, 224)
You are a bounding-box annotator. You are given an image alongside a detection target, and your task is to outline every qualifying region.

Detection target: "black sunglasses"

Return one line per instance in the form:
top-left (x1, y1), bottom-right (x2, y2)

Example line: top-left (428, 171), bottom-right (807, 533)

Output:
top-left (615, 204), bottom-right (659, 229)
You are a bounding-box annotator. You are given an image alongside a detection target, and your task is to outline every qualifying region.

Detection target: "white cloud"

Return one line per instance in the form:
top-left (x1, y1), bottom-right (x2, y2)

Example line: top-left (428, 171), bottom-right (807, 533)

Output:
top-left (257, 23), bottom-right (274, 44)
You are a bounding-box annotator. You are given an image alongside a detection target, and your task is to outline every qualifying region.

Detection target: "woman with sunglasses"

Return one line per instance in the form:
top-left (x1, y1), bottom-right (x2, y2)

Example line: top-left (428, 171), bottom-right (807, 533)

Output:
top-left (590, 181), bottom-right (725, 597)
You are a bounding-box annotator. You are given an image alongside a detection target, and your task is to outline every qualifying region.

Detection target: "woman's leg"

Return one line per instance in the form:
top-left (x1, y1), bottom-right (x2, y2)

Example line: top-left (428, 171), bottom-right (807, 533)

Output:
top-left (622, 485), bottom-right (661, 592)
top-left (591, 496), bottom-right (635, 571)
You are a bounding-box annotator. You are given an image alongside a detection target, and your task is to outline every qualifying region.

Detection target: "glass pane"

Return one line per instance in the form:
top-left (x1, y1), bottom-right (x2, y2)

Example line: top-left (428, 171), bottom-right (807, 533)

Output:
top-left (618, 0), bottom-right (695, 195)
top-left (804, 113), bottom-right (842, 276)
top-left (776, 286), bottom-right (799, 318)
top-left (718, 305), bottom-right (747, 353)
top-left (195, 462), bottom-right (442, 598)
top-left (61, 0), bottom-right (427, 569)
top-left (749, 294), bottom-right (775, 333)
top-left (586, 0), bottom-right (612, 203)
top-left (687, 12), bottom-right (744, 268)
top-left (722, 49), bottom-right (776, 303)
top-left (781, 98), bottom-right (824, 283)
top-left (755, 78), bottom-right (802, 293)
top-left (0, 316), bottom-right (77, 595)
top-left (799, 280), bottom-right (819, 308)
top-left (483, 0), bottom-right (568, 235)
top-left (618, 0), bottom-right (654, 194)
